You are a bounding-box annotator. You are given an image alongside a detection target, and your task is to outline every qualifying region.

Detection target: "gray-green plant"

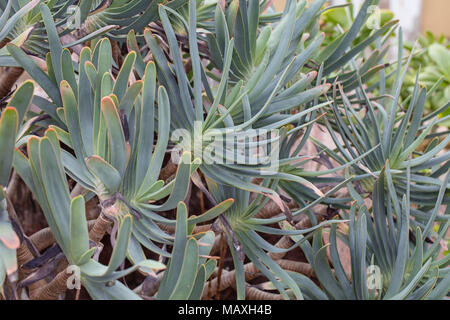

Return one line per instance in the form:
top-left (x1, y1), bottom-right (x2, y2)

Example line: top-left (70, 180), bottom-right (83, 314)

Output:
top-left (0, 0), bottom-right (448, 300)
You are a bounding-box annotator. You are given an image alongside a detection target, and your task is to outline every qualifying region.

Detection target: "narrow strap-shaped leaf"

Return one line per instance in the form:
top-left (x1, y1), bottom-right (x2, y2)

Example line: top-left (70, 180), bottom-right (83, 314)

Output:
top-left (0, 107), bottom-right (18, 185)
top-left (61, 48), bottom-right (78, 95)
top-left (143, 29), bottom-right (192, 129)
top-left (70, 195), bottom-right (89, 265)
top-left (312, 232), bottom-right (346, 300)
top-left (325, 19), bottom-right (398, 75)
top-left (325, 0), bottom-right (374, 64)
top-left (61, 80), bottom-right (86, 162)
top-left (105, 215), bottom-right (132, 275)
top-left (329, 224), bottom-right (354, 299)
top-left (250, 1), bottom-right (296, 98)
top-left (0, 0), bottom-right (12, 31)
top-left (188, 199), bottom-right (234, 226)
top-left (101, 96), bottom-right (127, 176)
top-left (78, 0), bottom-right (94, 22)
top-left (7, 44), bottom-right (61, 106)
top-left (159, 5), bottom-right (195, 127)
top-left (83, 277), bottom-right (142, 300)
top-left (404, 88), bottom-right (427, 147)
top-left (425, 273), bottom-right (450, 300)
top-left (113, 51), bottom-right (136, 102)
top-left (247, 0), bottom-right (259, 60)
top-left (227, 235), bottom-right (245, 300)
top-left (134, 62), bottom-right (155, 191)
top-left (384, 196), bottom-right (410, 298)
top-left (382, 31), bottom-right (412, 155)
top-left (157, 202), bottom-right (188, 299)
top-left (77, 47), bottom-right (95, 156)
top-left (188, 0), bottom-right (203, 121)
top-left (150, 152), bottom-right (192, 211)
top-left (187, 264), bottom-right (206, 300)
top-left (169, 238), bottom-right (199, 299)
top-left (239, 230), bottom-right (301, 299)
top-left (387, 259), bottom-right (432, 300)
top-left (126, 30), bottom-right (145, 77)
top-left (354, 213), bottom-right (369, 300)
top-left (7, 80), bottom-right (34, 125)
top-left (92, 39), bottom-right (113, 149)
top-left (422, 170), bottom-right (450, 240)
top-left (38, 137), bottom-right (71, 255)
top-left (40, 3), bottom-right (63, 86)
top-left (119, 81), bottom-right (142, 118)
top-left (138, 86), bottom-right (170, 193)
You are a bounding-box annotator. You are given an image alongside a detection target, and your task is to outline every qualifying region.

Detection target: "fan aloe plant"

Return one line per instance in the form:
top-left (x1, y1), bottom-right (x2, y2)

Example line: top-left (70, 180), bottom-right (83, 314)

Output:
top-left (14, 129), bottom-right (216, 299)
top-left (0, 80), bottom-right (36, 296)
top-left (315, 30), bottom-right (450, 210)
top-left (0, 0), bottom-right (448, 301)
top-left (287, 168), bottom-right (450, 300)
top-left (0, 107), bottom-right (20, 294)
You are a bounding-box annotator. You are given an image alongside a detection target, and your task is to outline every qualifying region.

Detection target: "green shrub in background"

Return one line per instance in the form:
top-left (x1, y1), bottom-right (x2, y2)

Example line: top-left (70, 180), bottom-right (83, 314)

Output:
top-left (404, 32), bottom-right (450, 125)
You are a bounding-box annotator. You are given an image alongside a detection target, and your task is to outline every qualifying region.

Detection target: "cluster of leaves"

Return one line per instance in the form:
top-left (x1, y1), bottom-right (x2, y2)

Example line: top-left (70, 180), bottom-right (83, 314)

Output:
top-left (320, 1), bottom-right (450, 126)
top-left (0, 0), bottom-right (448, 300)
top-left (403, 32), bottom-right (450, 123)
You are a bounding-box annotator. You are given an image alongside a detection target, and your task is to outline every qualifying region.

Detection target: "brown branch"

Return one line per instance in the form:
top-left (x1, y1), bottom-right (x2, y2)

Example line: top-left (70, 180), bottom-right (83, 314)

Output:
top-left (28, 265), bottom-right (70, 300)
top-left (159, 159), bottom-right (178, 183)
top-left (0, 67), bottom-right (24, 100)
top-left (29, 220), bottom-right (97, 252)
top-left (276, 260), bottom-right (315, 277)
top-left (89, 212), bottom-right (113, 244)
top-left (255, 199), bottom-right (298, 219)
top-left (245, 285), bottom-right (283, 300)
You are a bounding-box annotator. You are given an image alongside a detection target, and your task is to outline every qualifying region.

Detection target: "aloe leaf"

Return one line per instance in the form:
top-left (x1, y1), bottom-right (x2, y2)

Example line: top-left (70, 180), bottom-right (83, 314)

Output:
top-left (7, 44), bottom-right (61, 106)
top-left (188, 199), bottom-right (234, 226)
top-left (7, 80), bottom-right (34, 125)
top-left (60, 48), bottom-right (77, 94)
top-left (228, 235), bottom-right (246, 300)
top-left (38, 137), bottom-right (71, 255)
top-left (105, 215), bottom-right (133, 275)
top-left (134, 62), bottom-right (156, 189)
top-left (40, 3), bottom-right (63, 86)
top-left (187, 264), bottom-right (206, 300)
top-left (384, 196), bottom-right (410, 298)
top-left (0, 108), bottom-right (18, 186)
top-left (83, 278), bottom-right (142, 300)
top-left (157, 202), bottom-right (189, 299)
top-left (70, 196), bottom-right (90, 265)
top-left (113, 51), bottom-right (136, 102)
top-left (169, 238), bottom-right (199, 299)
top-left (101, 96), bottom-right (127, 176)
top-left (137, 86), bottom-right (170, 193)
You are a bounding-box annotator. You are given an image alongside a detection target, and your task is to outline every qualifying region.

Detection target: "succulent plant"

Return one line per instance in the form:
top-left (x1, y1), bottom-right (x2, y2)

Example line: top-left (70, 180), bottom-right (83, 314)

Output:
top-left (316, 31), bottom-right (450, 210)
top-left (289, 169), bottom-right (450, 300)
top-left (0, 0), bottom-right (447, 300)
top-left (403, 32), bottom-right (450, 124)
top-left (0, 80), bottom-right (35, 295)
